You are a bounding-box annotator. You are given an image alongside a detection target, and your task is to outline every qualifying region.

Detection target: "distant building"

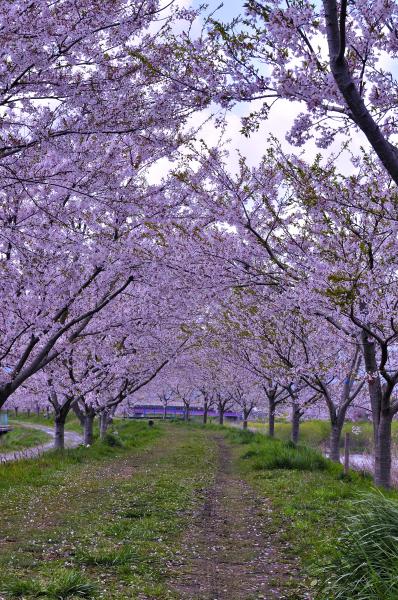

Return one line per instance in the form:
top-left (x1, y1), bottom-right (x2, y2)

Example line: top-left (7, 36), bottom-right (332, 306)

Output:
top-left (128, 404), bottom-right (242, 421)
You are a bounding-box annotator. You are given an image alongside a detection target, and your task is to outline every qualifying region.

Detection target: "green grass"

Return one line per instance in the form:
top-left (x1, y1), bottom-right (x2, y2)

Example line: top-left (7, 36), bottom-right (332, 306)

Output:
top-left (248, 419), bottom-right (377, 451)
top-left (316, 492), bottom-right (398, 600)
top-left (3, 418), bottom-right (398, 600)
top-left (0, 420), bottom-right (160, 490)
top-left (10, 412), bottom-right (83, 433)
top-left (226, 426), bottom-right (398, 598)
top-left (248, 418), bottom-right (398, 453)
top-left (2, 569), bottom-right (98, 599)
top-left (0, 421), bottom-right (218, 599)
top-left (242, 437), bottom-right (334, 472)
top-left (0, 426), bottom-right (50, 453)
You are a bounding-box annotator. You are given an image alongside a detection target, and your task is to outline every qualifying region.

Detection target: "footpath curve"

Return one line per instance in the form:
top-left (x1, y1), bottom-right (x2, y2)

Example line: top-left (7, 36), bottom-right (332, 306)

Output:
top-left (0, 422), bottom-right (83, 463)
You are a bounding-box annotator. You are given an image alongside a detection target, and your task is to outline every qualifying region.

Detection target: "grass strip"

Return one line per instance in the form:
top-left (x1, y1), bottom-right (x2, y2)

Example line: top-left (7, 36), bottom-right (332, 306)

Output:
top-left (0, 421), bottom-right (217, 600)
top-left (0, 427), bottom-right (50, 454)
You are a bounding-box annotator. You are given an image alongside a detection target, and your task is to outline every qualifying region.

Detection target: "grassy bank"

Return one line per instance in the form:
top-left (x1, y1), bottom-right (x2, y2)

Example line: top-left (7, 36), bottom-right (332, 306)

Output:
top-left (0, 426), bottom-right (51, 454)
top-left (248, 419), bottom-right (398, 453)
top-left (0, 420), bottom-right (217, 599)
top-left (226, 427), bottom-right (398, 598)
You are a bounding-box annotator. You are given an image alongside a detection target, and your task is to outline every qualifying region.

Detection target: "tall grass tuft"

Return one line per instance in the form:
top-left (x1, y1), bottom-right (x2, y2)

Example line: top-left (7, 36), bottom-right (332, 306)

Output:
top-left (242, 437), bottom-right (332, 472)
top-left (46, 570), bottom-right (97, 599)
top-left (226, 428), bottom-right (258, 445)
top-left (1, 570), bottom-right (97, 599)
top-left (317, 492), bottom-right (398, 599)
top-left (0, 578), bottom-right (43, 598)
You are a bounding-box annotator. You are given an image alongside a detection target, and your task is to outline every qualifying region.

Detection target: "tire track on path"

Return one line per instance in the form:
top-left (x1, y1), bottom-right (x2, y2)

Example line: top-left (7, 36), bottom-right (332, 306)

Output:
top-left (172, 434), bottom-right (304, 600)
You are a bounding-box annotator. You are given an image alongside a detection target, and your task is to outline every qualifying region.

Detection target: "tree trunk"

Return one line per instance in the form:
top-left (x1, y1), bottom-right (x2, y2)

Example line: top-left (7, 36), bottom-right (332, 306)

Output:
top-left (203, 405), bottom-right (208, 425)
top-left (375, 412), bottom-right (393, 488)
top-left (243, 419), bottom-right (248, 429)
top-left (36, 405), bottom-right (40, 416)
top-left (360, 331), bottom-right (393, 488)
top-left (163, 404), bottom-right (167, 419)
top-left (54, 414), bottom-right (66, 450)
top-left (184, 405), bottom-right (189, 421)
top-left (27, 409), bottom-right (30, 418)
top-left (0, 389), bottom-right (10, 412)
top-left (84, 414), bottom-right (95, 446)
top-left (15, 407), bottom-right (18, 417)
top-left (99, 412), bottom-right (109, 440)
top-left (291, 403), bottom-right (300, 444)
top-left (219, 410), bottom-right (224, 425)
top-left (361, 332), bottom-right (382, 443)
top-left (72, 403), bottom-right (85, 427)
top-left (329, 422), bottom-right (343, 462)
top-left (268, 399), bottom-right (275, 437)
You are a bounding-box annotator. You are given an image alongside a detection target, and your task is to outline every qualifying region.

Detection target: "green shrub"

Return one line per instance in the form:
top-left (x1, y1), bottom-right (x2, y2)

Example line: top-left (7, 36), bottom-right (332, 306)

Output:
top-left (102, 432), bottom-right (123, 447)
top-left (317, 492), bottom-right (398, 599)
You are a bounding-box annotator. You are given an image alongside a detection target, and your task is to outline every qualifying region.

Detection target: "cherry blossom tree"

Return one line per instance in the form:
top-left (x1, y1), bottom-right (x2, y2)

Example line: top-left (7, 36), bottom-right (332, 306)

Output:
top-left (212, 0), bottom-right (398, 182)
top-left (0, 0), bottom-right (231, 411)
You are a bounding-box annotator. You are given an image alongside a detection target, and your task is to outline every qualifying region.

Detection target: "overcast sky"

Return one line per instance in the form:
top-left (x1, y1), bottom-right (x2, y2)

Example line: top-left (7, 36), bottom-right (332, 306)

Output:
top-left (150, 0), bottom-right (369, 180)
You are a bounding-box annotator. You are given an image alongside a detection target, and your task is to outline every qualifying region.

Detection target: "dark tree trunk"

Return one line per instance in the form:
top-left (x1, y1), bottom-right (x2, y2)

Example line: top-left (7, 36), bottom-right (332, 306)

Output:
top-left (361, 332), bottom-right (382, 442)
top-left (219, 410), bottom-right (224, 425)
top-left (163, 404), bottom-right (167, 419)
top-left (36, 405), bottom-right (40, 416)
top-left (268, 398), bottom-right (275, 437)
top-left (323, 0), bottom-right (398, 185)
top-left (84, 414), bottom-right (95, 446)
top-left (99, 412), bottom-right (109, 440)
top-left (72, 403), bottom-right (85, 427)
top-left (243, 408), bottom-right (251, 430)
top-left (0, 388), bottom-right (11, 412)
top-left (291, 403), bottom-right (300, 444)
top-left (54, 414), bottom-right (66, 450)
top-left (361, 332), bottom-right (393, 488)
top-left (375, 413), bottom-right (393, 488)
top-left (329, 422), bottom-right (344, 462)
top-left (27, 409), bottom-right (30, 418)
top-left (183, 405), bottom-right (189, 421)
top-left (203, 405), bottom-right (208, 424)
top-left (15, 407), bottom-right (18, 417)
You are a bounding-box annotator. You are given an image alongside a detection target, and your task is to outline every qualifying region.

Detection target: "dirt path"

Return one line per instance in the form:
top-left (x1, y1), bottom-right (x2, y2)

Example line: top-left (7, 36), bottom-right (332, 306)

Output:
top-left (0, 422), bottom-right (82, 463)
top-left (172, 435), bottom-right (302, 600)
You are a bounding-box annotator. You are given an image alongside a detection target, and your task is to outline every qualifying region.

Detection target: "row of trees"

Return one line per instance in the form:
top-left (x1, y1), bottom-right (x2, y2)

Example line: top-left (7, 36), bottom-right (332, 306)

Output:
top-left (0, 1), bottom-right (224, 444)
top-left (2, 0), bottom-right (398, 488)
